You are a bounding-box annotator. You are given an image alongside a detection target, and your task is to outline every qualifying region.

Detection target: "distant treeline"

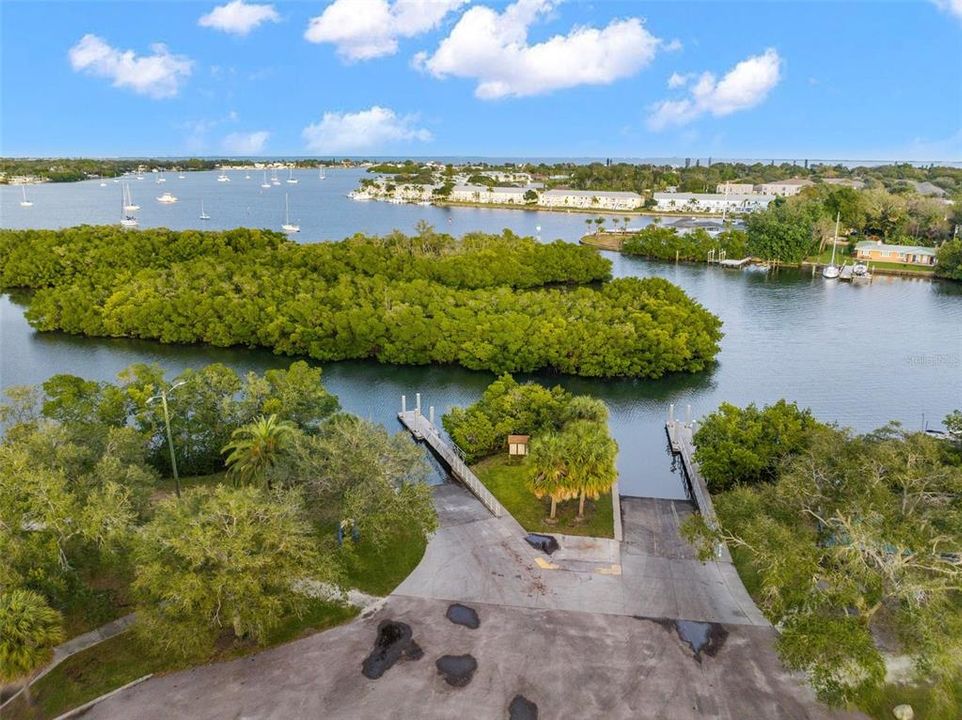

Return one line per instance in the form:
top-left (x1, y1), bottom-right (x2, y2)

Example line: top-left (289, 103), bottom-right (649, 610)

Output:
top-left (363, 159), bottom-right (962, 197)
top-left (0, 225), bottom-right (723, 378)
top-left (0, 158), bottom-right (342, 183)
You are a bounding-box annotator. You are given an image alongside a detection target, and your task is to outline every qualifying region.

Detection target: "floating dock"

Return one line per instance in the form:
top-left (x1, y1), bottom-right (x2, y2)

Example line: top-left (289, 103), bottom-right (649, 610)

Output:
top-left (665, 406), bottom-right (728, 560)
top-left (398, 401), bottom-right (505, 518)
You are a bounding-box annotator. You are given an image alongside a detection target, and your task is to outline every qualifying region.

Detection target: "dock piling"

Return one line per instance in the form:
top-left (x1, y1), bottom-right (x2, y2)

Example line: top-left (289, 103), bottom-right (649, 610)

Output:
top-left (401, 394), bottom-right (407, 414)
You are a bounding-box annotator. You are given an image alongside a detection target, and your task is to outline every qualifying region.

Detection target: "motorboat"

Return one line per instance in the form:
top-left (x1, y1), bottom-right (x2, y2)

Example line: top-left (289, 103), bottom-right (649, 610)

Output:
top-left (157, 192), bottom-right (177, 203)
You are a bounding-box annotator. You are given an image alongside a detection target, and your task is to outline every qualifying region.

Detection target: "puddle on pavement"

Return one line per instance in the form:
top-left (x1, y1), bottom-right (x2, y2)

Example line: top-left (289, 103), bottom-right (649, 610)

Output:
top-left (638, 617), bottom-right (728, 663)
top-left (361, 620), bottom-right (424, 679)
top-left (508, 694), bottom-right (539, 719)
top-left (524, 533), bottom-right (559, 554)
top-left (435, 654), bottom-right (478, 687)
top-left (446, 603), bottom-right (480, 629)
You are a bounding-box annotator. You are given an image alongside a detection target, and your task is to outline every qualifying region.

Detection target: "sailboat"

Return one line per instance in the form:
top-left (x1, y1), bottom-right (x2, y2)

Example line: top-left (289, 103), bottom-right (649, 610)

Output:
top-left (318, 166), bottom-right (325, 180)
top-left (217, 170), bottom-right (231, 182)
top-left (286, 167), bottom-right (298, 184)
top-left (120, 188), bottom-right (138, 227)
top-left (821, 212), bottom-right (841, 279)
top-left (244, 172), bottom-right (251, 180)
top-left (123, 183), bottom-right (140, 211)
top-left (156, 172), bottom-right (166, 184)
top-left (260, 171), bottom-right (271, 189)
top-left (281, 193), bottom-right (300, 233)
top-left (19, 184), bottom-right (33, 207)
top-left (271, 168), bottom-right (280, 186)
top-left (200, 200), bottom-right (211, 220)
top-left (178, 173), bottom-right (186, 179)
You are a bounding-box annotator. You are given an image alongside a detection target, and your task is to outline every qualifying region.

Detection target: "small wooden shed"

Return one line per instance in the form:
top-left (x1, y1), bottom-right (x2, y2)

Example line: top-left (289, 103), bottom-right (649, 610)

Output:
top-left (507, 434), bottom-right (530, 456)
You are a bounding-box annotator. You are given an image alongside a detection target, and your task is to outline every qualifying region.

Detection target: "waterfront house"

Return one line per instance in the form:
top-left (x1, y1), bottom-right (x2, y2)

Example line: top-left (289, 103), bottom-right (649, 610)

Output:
top-left (756, 178), bottom-right (814, 196)
top-left (653, 192), bottom-right (774, 214)
top-left (540, 189), bottom-right (642, 211)
top-left (854, 240), bottom-right (937, 266)
top-left (449, 184), bottom-right (531, 204)
top-left (667, 218), bottom-right (743, 236)
top-left (715, 182), bottom-right (755, 194)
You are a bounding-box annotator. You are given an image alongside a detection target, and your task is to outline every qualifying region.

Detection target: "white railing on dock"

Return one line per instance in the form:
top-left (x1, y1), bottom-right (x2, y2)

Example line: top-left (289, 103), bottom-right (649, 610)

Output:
top-left (398, 409), bottom-right (505, 518)
top-left (665, 406), bottom-right (728, 560)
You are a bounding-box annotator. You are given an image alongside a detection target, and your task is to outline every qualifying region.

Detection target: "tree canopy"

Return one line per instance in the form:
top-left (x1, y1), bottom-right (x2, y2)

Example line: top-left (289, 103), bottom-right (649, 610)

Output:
top-left (0, 226), bottom-right (723, 379)
top-left (685, 404), bottom-right (962, 711)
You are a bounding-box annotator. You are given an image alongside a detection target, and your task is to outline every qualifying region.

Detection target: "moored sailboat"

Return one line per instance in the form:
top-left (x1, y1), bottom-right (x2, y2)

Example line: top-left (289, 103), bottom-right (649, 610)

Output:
top-left (821, 212), bottom-right (841, 279)
top-left (281, 193), bottom-right (300, 233)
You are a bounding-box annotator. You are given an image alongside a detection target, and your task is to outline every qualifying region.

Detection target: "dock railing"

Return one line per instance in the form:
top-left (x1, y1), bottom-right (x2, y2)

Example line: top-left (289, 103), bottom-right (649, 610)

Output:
top-left (398, 404), bottom-right (505, 518)
top-left (665, 403), bottom-right (727, 560)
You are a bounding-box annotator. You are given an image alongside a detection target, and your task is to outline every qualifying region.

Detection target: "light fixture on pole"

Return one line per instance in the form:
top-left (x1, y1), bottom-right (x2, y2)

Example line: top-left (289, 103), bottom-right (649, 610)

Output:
top-left (147, 380), bottom-right (187, 498)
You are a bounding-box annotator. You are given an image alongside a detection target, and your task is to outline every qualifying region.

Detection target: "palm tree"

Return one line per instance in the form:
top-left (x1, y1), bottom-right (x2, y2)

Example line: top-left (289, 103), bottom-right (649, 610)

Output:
top-left (525, 432), bottom-right (574, 521)
top-left (222, 414), bottom-right (298, 490)
top-left (563, 421), bottom-right (618, 519)
top-left (0, 589), bottom-right (64, 698)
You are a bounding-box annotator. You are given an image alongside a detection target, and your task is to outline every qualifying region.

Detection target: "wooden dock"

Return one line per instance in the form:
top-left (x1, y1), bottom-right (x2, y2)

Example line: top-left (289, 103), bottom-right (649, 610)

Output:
top-left (398, 410), bottom-right (505, 518)
top-left (665, 419), bottom-right (727, 559)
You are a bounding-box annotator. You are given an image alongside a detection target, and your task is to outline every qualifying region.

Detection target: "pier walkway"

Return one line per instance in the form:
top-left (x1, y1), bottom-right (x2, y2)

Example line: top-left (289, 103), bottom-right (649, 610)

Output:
top-left (397, 409), bottom-right (504, 518)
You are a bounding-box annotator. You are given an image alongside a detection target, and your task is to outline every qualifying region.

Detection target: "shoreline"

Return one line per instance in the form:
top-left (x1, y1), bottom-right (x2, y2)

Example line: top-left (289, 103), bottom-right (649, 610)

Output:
top-left (579, 234), bottom-right (940, 280)
top-left (364, 196), bottom-right (731, 219)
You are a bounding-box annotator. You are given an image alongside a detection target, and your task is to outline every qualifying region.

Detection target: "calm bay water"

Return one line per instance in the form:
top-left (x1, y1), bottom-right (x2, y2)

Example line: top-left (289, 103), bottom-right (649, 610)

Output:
top-left (2, 171), bottom-right (961, 498)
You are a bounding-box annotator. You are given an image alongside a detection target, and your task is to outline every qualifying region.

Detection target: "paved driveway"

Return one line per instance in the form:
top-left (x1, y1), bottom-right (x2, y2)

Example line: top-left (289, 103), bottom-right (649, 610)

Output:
top-left (83, 485), bottom-right (861, 720)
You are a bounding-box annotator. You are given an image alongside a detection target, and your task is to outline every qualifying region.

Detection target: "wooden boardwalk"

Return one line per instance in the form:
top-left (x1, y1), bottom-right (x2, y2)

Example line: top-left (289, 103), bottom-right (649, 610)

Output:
top-left (398, 410), bottom-right (505, 518)
top-left (666, 419), bottom-right (728, 560)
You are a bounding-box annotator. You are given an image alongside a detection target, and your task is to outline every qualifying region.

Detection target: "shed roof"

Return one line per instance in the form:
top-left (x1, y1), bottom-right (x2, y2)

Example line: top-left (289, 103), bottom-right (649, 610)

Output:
top-left (855, 240), bottom-right (937, 256)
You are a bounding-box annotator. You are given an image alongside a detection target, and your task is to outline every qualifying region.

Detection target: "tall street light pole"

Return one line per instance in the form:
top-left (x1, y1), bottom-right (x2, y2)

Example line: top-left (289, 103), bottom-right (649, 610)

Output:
top-left (148, 381), bottom-right (186, 498)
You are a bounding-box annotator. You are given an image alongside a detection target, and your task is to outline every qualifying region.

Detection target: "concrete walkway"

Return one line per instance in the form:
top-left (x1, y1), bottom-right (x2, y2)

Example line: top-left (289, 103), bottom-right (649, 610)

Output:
top-left (0, 613), bottom-right (136, 710)
top-left (82, 484), bottom-right (862, 719)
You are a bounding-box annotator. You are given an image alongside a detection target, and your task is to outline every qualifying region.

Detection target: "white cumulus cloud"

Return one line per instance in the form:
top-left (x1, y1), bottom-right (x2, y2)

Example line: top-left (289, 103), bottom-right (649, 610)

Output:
top-left (222, 130), bottom-right (270, 154)
top-left (648, 48), bottom-right (782, 130)
top-left (302, 106), bottom-right (431, 152)
top-left (305, 0), bottom-right (468, 61)
top-left (416, 0), bottom-right (662, 100)
top-left (667, 72), bottom-right (691, 89)
top-left (199, 1), bottom-right (280, 36)
top-left (68, 34), bottom-right (193, 99)
top-left (933, 0), bottom-right (962, 21)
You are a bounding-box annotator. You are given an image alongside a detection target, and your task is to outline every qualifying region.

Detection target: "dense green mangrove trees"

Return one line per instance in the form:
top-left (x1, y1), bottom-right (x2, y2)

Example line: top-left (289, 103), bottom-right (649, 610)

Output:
top-left (0, 226), bottom-right (723, 379)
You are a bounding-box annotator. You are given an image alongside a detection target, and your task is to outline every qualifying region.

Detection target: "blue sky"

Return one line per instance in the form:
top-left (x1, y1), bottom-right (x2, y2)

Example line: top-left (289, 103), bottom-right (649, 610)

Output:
top-left (2, 0), bottom-right (961, 160)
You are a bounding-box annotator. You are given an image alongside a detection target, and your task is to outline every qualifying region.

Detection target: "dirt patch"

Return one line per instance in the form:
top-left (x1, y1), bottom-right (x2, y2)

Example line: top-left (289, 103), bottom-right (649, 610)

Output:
top-left (361, 620), bottom-right (423, 679)
top-left (508, 694), bottom-right (539, 719)
top-left (435, 654), bottom-right (478, 687)
top-left (446, 603), bottom-right (480, 629)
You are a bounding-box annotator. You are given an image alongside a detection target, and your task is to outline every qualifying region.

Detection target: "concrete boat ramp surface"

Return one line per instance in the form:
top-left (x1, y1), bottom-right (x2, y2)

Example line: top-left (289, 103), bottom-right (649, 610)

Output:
top-left (83, 485), bottom-right (862, 720)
